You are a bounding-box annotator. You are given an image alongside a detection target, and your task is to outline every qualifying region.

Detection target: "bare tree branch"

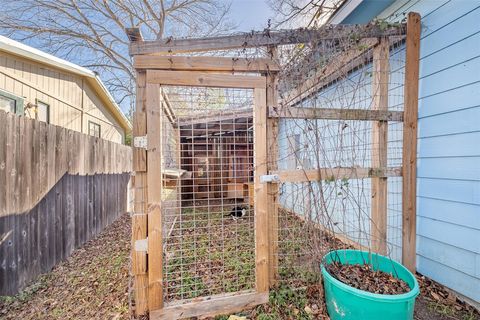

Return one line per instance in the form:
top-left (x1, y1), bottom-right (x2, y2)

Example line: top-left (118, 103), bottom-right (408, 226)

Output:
top-left (0, 0), bottom-right (234, 113)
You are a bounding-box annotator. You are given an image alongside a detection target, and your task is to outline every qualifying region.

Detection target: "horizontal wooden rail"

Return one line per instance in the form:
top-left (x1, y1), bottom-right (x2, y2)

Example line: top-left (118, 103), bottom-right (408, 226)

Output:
top-left (150, 292), bottom-right (268, 319)
top-left (147, 70), bottom-right (266, 89)
top-left (134, 55), bottom-right (279, 72)
top-left (177, 109), bottom-right (253, 127)
top-left (269, 107), bottom-right (404, 121)
top-left (129, 24), bottom-right (406, 55)
top-left (282, 36), bottom-right (405, 107)
top-left (272, 167), bottom-right (402, 183)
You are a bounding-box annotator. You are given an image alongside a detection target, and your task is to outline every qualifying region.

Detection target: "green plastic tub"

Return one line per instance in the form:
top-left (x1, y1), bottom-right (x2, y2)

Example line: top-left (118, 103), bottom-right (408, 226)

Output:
top-left (321, 249), bottom-right (419, 320)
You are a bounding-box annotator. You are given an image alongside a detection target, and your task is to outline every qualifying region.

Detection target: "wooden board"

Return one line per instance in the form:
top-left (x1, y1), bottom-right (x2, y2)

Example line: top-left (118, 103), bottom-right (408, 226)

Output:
top-left (129, 24), bottom-right (406, 55)
top-left (147, 70), bottom-right (266, 89)
top-left (253, 87), bottom-right (269, 293)
top-left (134, 55), bottom-right (279, 72)
top-left (371, 38), bottom-right (390, 255)
top-left (281, 38), bottom-right (379, 106)
top-left (132, 71), bottom-right (148, 316)
top-left (402, 12), bottom-right (421, 272)
top-left (133, 71), bottom-right (147, 172)
top-left (273, 167), bottom-right (402, 183)
top-left (150, 292), bottom-right (268, 319)
top-left (270, 106), bottom-right (403, 121)
top-left (146, 83), bottom-right (164, 310)
top-left (265, 51), bottom-right (279, 286)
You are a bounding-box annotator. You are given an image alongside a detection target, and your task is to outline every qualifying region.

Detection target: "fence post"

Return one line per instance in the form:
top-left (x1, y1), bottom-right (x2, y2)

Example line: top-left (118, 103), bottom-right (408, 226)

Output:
top-left (132, 70), bottom-right (149, 315)
top-left (266, 47), bottom-right (279, 286)
top-left (254, 85), bottom-right (269, 293)
top-left (402, 12), bottom-right (421, 272)
top-left (146, 81), bottom-right (164, 310)
top-left (371, 38), bottom-right (390, 255)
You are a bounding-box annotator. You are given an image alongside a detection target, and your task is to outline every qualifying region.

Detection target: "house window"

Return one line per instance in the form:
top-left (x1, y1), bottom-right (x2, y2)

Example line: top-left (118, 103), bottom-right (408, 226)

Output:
top-left (0, 90), bottom-right (23, 114)
top-left (36, 100), bottom-right (50, 123)
top-left (88, 121), bottom-right (101, 138)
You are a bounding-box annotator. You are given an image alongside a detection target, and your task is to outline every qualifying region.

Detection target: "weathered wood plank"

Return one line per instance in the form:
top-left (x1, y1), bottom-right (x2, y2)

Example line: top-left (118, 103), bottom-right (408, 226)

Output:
top-left (133, 71), bottom-right (147, 172)
top-left (13, 116), bottom-right (21, 214)
top-left (5, 113), bottom-right (16, 214)
top-left (46, 183), bottom-right (56, 272)
top-left (129, 24), bottom-right (406, 55)
top-left (146, 82), bottom-right (164, 310)
top-left (22, 118), bottom-right (33, 213)
top-left (371, 38), bottom-right (390, 255)
top-left (0, 112), bottom-right (6, 217)
top-left (265, 48), bottom-right (279, 287)
top-left (147, 70), bottom-right (266, 89)
top-left (402, 12), bottom-right (421, 273)
top-left (254, 86), bottom-right (269, 293)
top-left (273, 167), bottom-right (402, 183)
top-left (150, 292), bottom-right (269, 319)
top-left (269, 107), bottom-right (403, 121)
top-left (132, 70), bottom-right (148, 316)
top-left (134, 55), bottom-right (279, 72)
top-left (54, 173), bottom-right (64, 265)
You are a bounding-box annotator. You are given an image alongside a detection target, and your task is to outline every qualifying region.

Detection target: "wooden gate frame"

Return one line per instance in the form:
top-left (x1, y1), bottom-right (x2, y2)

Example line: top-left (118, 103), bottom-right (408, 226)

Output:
top-left (135, 67), bottom-right (273, 319)
top-left (128, 18), bottom-right (417, 318)
top-left (130, 50), bottom-right (280, 318)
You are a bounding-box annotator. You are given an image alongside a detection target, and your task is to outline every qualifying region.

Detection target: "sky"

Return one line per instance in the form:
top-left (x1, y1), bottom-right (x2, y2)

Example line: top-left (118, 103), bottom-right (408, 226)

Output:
top-left (230, 0), bottom-right (275, 31)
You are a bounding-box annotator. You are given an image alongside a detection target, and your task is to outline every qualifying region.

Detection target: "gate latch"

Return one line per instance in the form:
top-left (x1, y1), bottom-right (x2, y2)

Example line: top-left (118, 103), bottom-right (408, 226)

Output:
top-left (260, 174), bottom-right (280, 183)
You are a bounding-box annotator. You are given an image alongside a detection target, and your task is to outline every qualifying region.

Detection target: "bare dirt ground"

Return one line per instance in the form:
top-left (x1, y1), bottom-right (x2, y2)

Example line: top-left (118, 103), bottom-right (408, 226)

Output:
top-left (1, 211), bottom-right (478, 320)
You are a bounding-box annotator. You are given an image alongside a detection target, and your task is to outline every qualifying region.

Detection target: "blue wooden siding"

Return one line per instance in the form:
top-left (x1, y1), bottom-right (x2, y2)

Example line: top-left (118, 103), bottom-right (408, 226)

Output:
top-left (377, 0), bottom-right (480, 303)
top-left (277, 0), bottom-right (480, 303)
top-left (277, 46), bottom-right (406, 262)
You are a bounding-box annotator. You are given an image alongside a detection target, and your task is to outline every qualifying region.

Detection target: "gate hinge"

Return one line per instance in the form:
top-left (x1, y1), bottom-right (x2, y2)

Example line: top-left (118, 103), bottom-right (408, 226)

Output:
top-left (135, 238), bottom-right (148, 252)
top-left (134, 136), bottom-right (147, 149)
top-left (260, 174), bottom-right (280, 183)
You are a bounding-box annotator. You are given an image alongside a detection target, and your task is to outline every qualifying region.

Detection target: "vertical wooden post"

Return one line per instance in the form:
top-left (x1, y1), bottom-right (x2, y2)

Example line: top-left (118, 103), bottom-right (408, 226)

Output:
top-left (402, 12), bottom-right (421, 272)
top-left (254, 85), bottom-right (269, 293)
top-left (132, 71), bottom-right (148, 315)
top-left (266, 47), bottom-right (279, 286)
top-left (371, 38), bottom-right (390, 255)
top-left (146, 81), bottom-right (164, 310)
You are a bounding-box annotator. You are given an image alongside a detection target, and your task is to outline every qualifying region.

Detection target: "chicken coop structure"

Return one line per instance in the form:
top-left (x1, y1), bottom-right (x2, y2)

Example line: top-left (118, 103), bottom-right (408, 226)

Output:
top-left (128, 12), bottom-right (420, 319)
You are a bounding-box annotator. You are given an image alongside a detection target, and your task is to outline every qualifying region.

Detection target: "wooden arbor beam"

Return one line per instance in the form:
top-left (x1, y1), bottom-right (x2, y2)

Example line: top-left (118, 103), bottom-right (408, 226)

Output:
top-left (371, 38), bottom-right (390, 255)
top-left (270, 106), bottom-right (403, 121)
top-left (147, 70), bottom-right (266, 89)
top-left (402, 12), bottom-right (421, 273)
top-left (134, 55), bottom-right (280, 72)
top-left (273, 167), bottom-right (402, 183)
top-left (129, 24), bottom-right (406, 55)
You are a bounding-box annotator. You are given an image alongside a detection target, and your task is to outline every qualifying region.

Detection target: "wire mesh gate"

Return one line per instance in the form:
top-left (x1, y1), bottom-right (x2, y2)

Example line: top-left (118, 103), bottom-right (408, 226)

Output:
top-left (161, 86), bottom-right (256, 302)
top-left (140, 71), bottom-right (270, 318)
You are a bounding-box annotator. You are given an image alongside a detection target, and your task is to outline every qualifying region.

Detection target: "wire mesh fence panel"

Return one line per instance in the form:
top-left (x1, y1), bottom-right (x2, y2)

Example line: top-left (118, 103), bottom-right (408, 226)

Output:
top-left (272, 34), bottom-right (407, 286)
top-left (160, 85), bottom-right (256, 304)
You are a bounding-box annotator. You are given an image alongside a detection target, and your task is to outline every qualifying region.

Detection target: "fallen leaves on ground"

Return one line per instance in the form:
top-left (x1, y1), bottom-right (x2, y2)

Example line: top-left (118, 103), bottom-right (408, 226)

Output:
top-left (0, 213), bottom-right (132, 320)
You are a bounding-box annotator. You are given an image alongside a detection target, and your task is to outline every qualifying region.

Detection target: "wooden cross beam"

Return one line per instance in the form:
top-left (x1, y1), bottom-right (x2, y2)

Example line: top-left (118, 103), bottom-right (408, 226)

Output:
top-left (128, 24), bottom-right (406, 55)
top-left (133, 55), bottom-right (280, 72)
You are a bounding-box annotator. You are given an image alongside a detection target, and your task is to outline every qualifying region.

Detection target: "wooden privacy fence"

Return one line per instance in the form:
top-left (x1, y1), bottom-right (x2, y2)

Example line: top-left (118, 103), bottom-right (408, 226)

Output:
top-left (0, 110), bottom-right (132, 295)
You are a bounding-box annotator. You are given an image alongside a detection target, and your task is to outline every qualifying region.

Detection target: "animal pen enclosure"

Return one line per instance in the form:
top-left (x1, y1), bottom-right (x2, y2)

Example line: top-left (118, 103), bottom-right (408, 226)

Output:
top-left (129, 12), bottom-right (420, 319)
